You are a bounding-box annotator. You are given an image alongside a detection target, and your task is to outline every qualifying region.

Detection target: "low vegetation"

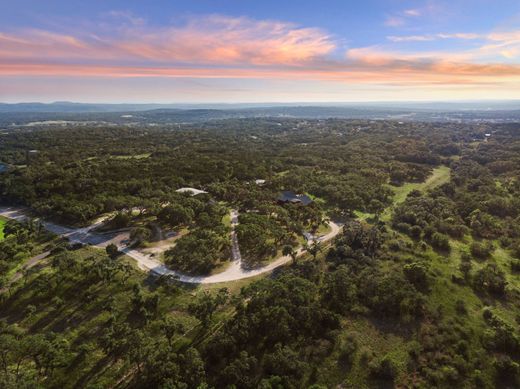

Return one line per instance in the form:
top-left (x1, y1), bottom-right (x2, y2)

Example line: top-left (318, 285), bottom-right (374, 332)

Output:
top-left (0, 118), bottom-right (518, 387)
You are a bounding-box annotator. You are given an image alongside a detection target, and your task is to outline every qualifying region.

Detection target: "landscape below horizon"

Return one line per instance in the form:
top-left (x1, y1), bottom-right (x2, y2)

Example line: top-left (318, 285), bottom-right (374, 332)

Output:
top-left (1, 1), bottom-right (520, 388)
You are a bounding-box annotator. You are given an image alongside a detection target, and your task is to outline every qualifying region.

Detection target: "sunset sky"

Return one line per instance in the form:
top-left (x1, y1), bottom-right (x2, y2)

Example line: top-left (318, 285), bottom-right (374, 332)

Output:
top-left (1, 0), bottom-right (520, 103)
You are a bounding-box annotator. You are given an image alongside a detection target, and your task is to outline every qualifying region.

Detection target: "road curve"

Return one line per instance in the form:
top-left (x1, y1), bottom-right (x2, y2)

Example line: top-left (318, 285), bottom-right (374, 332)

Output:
top-left (0, 206), bottom-right (342, 284)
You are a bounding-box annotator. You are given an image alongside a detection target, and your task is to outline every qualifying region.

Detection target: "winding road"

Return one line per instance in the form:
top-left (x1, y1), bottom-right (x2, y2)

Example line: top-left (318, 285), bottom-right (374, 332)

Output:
top-left (0, 206), bottom-right (341, 284)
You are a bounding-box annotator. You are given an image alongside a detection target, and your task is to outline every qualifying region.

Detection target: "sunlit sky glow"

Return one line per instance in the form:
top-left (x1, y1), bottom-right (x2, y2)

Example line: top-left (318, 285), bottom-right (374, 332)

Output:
top-left (1, 0), bottom-right (520, 103)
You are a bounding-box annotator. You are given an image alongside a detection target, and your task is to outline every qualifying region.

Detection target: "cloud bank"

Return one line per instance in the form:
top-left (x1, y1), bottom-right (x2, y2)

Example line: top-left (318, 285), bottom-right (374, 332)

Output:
top-left (1, 12), bottom-right (520, 100)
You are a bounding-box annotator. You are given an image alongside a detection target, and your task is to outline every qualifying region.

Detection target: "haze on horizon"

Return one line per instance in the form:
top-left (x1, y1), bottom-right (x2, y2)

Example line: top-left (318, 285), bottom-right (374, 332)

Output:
top-left (1, 0), bottom-right (520, 103)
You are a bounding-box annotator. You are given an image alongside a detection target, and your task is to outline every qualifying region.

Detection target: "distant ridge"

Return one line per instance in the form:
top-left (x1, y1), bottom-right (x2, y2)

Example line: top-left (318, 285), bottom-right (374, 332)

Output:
top-left (0, 100), bottom-right (519, 113)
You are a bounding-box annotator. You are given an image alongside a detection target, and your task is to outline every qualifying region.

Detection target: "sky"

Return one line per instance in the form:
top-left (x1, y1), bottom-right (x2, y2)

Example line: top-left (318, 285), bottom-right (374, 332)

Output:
top-left (1, 0), bottom-right (520, 103)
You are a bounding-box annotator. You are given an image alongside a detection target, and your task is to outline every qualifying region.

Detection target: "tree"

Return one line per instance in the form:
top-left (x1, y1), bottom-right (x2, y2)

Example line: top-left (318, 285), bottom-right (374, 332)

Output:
top-left (370, 356), bottom-right (397, 381)
top-left (282, 245), bottom-right (298, 265)
top-left (368, 199), bottom-right (385, 219)
top-left (189, 289), bottom-right (228, 327)
top-left (160, 316), bottom-right (185, 348)
top-left (305, 240), bottom-right (322, 261)
top-left (322, 266), bottom-right (357, 314)
top-left (130, 227), bottom-right (152, 246)
top-left (158, 204), bottom-right (194, 227)
top-left (459, 261), bottom-right (472, 280)
top-left (470, 241), bottom-right (494, 260)
top-left (109, 212), bottom-right (130, 229)
top-left (473, 264), bottom-right (507, 295)
top-left (105, 243), bottom-right (119, 259)
top-left (403, 262), bottom-right (430, 292)
top-left (431, 232), bottom-right (450, 251)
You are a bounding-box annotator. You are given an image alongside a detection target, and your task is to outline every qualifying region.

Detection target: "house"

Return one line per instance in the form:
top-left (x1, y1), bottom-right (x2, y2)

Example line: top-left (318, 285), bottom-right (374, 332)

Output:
top-left (176, 187), bottom-right (208, 196)
top-left (255, 179), bottom-right (266, 186)
top-left (277, 191), bottom-right (313, 206)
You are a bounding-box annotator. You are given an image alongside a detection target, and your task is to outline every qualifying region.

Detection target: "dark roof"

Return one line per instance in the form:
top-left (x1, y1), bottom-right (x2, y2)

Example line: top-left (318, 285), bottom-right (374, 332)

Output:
top-left (278, 191), bottom-right (313, 206)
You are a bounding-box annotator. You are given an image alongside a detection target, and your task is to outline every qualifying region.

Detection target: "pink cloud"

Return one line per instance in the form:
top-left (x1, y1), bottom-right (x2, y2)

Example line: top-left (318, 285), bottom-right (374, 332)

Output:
top-left (384, 16), bottom-right (405, 27)
top-left (0, 16), bottom-right (336, 67)
top-left (1, 14), bottom-right (520, 90)
top-left (388, 33), bottom-right (482, 42)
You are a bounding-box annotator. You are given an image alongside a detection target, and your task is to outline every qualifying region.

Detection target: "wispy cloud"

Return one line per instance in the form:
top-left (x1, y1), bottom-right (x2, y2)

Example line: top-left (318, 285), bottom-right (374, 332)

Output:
top-left (1, 13), bottom-right (520, 90)
top-left (403, 9), bottom-right (421, 17)
top-left (384, 16), bottom-right (405, 27)
top-left (0, 15), bottom-right (336, 67)
top-left (386, 30), bottom-right (520, 61)
top-left (384, 2), bottom-right (445, 28)
top-left (387, 33), bottom-right (482, 42)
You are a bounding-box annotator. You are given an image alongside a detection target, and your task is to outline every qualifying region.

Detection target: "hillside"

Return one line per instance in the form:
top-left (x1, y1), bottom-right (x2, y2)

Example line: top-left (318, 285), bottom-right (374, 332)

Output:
top-left (0, 119), bottom-right (518, 388)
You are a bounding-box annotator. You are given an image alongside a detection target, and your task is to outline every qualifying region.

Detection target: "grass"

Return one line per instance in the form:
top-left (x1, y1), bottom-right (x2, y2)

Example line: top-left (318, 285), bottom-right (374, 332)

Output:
top-left (315, 222), bottom-right (332, 236)
top-left (355, 166), bottom-right (451, 223)
top-left (0, 217), bottom-right (6, 241)
top-left (389, 165), bottom-right (451, 204)
top-left (305, 192), bottom-right (326, 205)
top-left (380, 166), bottom-right (451, 222)
top-left (221, 213), bottom-right (231, 228)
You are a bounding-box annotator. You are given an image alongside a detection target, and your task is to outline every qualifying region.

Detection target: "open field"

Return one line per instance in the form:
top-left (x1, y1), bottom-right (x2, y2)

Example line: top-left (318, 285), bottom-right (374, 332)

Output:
top-left (389, 165), bottom-right (451, 204)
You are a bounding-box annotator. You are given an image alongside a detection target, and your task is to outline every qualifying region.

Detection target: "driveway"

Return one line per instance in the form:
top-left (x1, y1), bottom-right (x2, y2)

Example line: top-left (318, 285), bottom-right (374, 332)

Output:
top-left (0, 206), bottom-right (342, 284)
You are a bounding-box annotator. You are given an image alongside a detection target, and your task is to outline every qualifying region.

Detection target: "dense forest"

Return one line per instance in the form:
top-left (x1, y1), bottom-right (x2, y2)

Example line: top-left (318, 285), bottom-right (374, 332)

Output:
top-left (0, 118), bottom-right (518, 388)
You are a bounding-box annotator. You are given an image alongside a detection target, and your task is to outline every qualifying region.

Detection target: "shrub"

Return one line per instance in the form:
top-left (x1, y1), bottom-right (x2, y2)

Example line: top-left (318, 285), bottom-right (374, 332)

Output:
top-left (403, 262), bottom-right (430, 291)
top-left (455, 300), bottom-right (467, 315)
top-left (511, 259), bottom-right (520, 273)
top-left (409, 225), bottom-right (423, 240)
top-left (474, 264), bottom-right (507, 295)
top-left (431, 232), bottom-right (450, 251)
top-left (338, 337), bottom-right (358, 366)
top-left (395, 222), bottom-right (411, 234)
top-left (470, 241), bottom-right (494, 260)
top-left (370, 356), bottom-right (397, 380)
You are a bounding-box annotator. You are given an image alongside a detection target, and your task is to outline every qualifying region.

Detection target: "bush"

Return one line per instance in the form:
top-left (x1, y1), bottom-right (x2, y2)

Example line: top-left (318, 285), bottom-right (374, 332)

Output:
top-left (473, 264), bottom-right (507, 295)
top-left (494, 355), bottom-right (520, 385)
top-left (470, 241), bottom-right (494, 260)
top-left (455, 300), bottom-right (467, 315)
top-left (370, 356), bottom-right (397, 380)
top-left (106, 243), bottom-right (119, 259)
top-left (338, 335), bottom-right (358, 366)
top-left (409, 225), bottom-right (423, 240)
top-left (109, 211), bottom-right (131, 229)
top-left (403, 262), bottom-right (430, 292)
top-left (395, 222), bottom-right (411, 234)
top-left (431, 232), bottom-right (450, 251)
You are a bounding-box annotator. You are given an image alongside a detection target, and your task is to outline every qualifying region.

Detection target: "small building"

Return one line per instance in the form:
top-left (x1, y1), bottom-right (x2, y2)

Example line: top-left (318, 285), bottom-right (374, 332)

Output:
top-left (277, 191), bottom-right (313, 206)
top-left (255, 179), bottom-right (266, 186)
top-left (26, 149), bottom-right (39, 164)
top-left (176, 187), bottom-right (208, 196)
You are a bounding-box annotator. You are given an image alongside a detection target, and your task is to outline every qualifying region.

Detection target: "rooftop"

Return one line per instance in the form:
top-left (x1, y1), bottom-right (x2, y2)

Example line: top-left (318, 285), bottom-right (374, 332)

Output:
top-left (176, 187), bottom-right (208, 196)
top-left (278, 191), bottom-right (313, 206)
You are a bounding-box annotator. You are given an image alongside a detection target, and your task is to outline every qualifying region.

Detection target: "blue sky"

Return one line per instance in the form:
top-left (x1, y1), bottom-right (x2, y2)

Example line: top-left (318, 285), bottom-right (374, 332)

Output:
top-left (1, 0), bottom-right (520, 102)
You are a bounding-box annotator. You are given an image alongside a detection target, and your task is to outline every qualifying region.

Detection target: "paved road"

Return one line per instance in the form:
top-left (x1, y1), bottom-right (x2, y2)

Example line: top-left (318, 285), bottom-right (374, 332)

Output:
top-left (0, 206), bottom-right (342, 284)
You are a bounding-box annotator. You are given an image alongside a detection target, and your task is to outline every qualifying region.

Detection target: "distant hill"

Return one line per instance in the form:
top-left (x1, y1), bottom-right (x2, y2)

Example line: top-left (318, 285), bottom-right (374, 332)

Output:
top-left (0, 102), bottom-right (178, 113)
top-left (1, 102), bottom-right (519, 125)
top-left (1, 100), bottom-right (519, 113)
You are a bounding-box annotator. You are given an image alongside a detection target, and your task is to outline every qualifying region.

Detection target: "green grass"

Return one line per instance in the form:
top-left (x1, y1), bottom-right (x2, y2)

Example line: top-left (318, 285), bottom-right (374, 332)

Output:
top-left (222, 213), bottom-right (231, 228)
top-left (389, 165), bottom-right (451, 204)
top-left (0, 217), bottom-right (6, 241)
top-left (355, 166), bottom-right (451, 223)
top-left (380, 166), bottom-right (451, 222)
